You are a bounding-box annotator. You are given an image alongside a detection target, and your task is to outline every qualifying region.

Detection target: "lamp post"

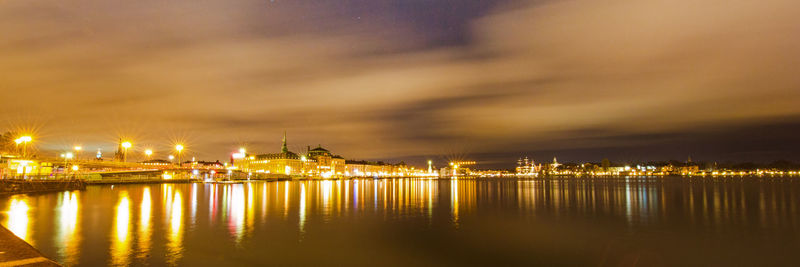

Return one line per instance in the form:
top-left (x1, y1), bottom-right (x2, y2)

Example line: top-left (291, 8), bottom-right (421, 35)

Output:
top-left (64, 152), bottom-right (73, 176)
top-left (121, 141), bottom-right (132, 162)
top-left (15, 136), bottom-right (32, 158)
top-left (74, 146), bottom-right (82, 160)
top-left (71, 164), bottom-right (79, 178)
top-left (175, 144), bottom-right (184, 167)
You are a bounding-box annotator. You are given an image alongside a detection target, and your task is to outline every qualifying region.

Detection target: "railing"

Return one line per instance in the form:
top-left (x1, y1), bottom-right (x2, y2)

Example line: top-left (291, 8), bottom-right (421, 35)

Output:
top-left (0, 173), bottom-right (100, 180)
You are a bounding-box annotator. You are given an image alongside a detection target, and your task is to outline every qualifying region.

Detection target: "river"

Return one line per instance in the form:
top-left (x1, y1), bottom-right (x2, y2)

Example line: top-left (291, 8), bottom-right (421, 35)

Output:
top-left (1, 177), bottom-right (799, 266)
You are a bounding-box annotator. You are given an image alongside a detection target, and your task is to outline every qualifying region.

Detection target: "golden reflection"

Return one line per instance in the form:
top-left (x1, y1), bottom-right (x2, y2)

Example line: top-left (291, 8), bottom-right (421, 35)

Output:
top-left (229, 185), bottom-right (246, 243)
top-left (167, 190), bottom-right (184, 266)
top-left (4, 196), bottom-right (31, 245)
top-left (164, 184), bottom-right (173, 222)
top-left (56, 191), bottom-right (81, 265)
top-left (345, 180), bottom-right (349, 209)
top-left (209, 184), bottom-right (218, 222)
top-left (262, 183), bottom-right (268, 222)
top-left (451, 179), bottom-right (459, 227)
top-left (284, 181), bottom-right (289, 218)
top-left (321, 180), bottom-right (332, 217)
top-left (247, 184), bottom-right (254, 234)
top-left (190, 184), bottom-right (198, 224)
top-left (137, 187), bottom-right (152, 260)
top-left (299, 182), bottom-right (306, 233)
top-left (110, 191), bottom-right (131, 266)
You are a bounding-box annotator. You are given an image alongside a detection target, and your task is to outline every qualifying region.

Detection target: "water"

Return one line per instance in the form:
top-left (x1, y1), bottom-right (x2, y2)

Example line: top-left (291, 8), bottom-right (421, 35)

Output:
top-left (1, 177), bottom-right (799, 266)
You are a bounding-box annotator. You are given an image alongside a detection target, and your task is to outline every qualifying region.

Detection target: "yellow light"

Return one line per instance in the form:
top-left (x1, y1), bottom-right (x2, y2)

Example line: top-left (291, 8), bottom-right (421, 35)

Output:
top-left (71, 165), bottom-right (79, 171)
top-left (121, 141), bottom-right (132, 149)
top-left (74, 146), bottom-right (82, 151)
top-left (239, 148), bottom-right (246, 154)
top-left (175, 144), bottom-right (184, 152)
top-left (65, 152), bottom-right (74, 159)
top-left (19, 136), bottom-right (32, 142)
top-left (144, 149), bottom-right (153, 156)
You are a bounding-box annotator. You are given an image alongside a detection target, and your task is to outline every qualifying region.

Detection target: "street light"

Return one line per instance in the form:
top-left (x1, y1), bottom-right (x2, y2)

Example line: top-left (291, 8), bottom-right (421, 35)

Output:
top-left (63, 152), bottom-right (74, 175)
top-left (74, 146), bottom-right (82, 160)
top-left (16, 136), bottom-right (32, 158)
top-left (144, 149), bottom-right (153, 160)
top-left (121, 141), bottom-right (132, 162)
top-left (175, 144), bottom-right (184, 167)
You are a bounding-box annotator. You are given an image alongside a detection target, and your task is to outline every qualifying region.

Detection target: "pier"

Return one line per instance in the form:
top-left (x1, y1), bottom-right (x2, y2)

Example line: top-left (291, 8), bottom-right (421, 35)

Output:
top-left (0, 225), bottom-right (59, 266)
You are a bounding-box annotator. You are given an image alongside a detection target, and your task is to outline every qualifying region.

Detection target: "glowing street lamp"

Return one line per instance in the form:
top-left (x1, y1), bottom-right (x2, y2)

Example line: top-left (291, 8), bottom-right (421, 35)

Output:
top-left (144, 149), bottom-right (153, 159)
top-left (74, 146), bottom-right (82, 160)
top-left (121, 141), bottom-right (132, 162)
top-left (16, 136), bottom-right (32, 158)
top-left (62, 152), bottom-right (74, 174)
top-left (175, 144), bottom-right (184, 167)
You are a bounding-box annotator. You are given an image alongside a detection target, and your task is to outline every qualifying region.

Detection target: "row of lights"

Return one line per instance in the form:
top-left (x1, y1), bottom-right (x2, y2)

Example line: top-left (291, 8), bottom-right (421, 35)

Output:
top-left (117, 141), bottom-right (185, 163)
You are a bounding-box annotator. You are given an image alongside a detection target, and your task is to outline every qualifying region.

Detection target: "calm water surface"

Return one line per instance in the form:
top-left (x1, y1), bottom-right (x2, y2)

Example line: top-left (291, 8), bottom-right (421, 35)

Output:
top-left (1, 177), bottom-right (799, 266)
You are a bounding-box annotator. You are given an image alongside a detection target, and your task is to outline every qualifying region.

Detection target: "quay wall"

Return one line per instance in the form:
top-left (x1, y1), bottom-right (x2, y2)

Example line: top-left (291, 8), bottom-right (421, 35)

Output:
top-left (0, 225), bottom-right (60, 266)
top-left (0, 179), bottom-right (86, 196)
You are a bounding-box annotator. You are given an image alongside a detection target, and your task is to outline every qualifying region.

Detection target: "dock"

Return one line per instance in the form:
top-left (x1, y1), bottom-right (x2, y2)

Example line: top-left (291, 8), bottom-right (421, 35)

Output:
top-left (0, 225), bottom-right (59, 266)
top-left (0, 179), bottom-right (86, 197)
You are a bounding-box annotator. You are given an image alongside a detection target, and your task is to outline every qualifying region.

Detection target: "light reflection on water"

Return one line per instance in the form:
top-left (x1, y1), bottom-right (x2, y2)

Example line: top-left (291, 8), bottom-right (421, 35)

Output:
top-left (110, 191), bottom-right (131, 266)
top-left (137, 187), bottom-right (151, 261)
top-left (56, 191), bottom-right (80, 265)
top-left (4, 196), bottom-right (31, 245)
top-left (0, 177), bottom-right (798, 266)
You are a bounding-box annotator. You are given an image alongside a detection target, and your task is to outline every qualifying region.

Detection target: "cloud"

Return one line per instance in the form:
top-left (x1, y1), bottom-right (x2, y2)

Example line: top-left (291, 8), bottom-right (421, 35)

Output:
top-left (1, 0), bottom-right (799, 164)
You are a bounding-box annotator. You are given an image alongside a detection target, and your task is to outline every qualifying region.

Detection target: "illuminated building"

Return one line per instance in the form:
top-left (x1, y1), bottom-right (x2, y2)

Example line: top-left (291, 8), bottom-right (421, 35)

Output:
top-left (344, 160), bottom-right (402, 177)
top-left (1, 156), bottom-right (53, 178)
top-left (234, 133), bottom-right (306, 175)
top-left (234, 132), bottom-right (427, 178)
top-left (306, 145), bottom-right (345, 177)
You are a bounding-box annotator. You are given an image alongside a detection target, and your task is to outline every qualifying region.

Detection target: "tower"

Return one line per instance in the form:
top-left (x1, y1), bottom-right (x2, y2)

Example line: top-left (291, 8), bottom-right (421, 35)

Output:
top-left (281, 131), bottom-right (289, 153)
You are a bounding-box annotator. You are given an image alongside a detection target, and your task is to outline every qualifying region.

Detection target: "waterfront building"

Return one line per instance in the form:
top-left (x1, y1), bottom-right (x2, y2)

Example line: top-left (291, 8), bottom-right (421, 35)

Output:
top-left (1, 156), bottom-right (53, 178)
top-left (306, 145), bottom-right (346, 177)
top-left (235, 133), bottom-right (306, 175)
top-left (234, 132), bottom-right (426, 178)
top-left (344, 160), bottom-right (405, 177)
top-left (180, 160), bottom-right (224, 169)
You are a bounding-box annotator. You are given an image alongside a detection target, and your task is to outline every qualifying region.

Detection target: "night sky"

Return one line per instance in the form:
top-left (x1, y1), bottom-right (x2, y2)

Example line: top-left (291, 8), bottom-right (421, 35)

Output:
top-left (2, 0), bottom-right (799, 168)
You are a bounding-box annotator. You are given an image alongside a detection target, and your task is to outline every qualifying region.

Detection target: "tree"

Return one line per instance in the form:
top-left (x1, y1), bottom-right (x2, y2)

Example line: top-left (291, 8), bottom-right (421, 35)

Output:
top-left (0, 131), bottom-right (19, 154)
top-left (601, 158), bottom-right (611, 170)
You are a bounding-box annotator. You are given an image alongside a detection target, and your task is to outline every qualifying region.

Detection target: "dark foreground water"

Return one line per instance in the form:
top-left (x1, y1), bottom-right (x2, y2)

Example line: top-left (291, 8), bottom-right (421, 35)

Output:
top-left (1, 177), bottom-right (799, 266)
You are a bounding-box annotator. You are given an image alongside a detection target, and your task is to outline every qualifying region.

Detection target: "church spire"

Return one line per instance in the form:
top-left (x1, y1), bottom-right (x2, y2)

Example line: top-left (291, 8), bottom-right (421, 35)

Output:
top-left (281, 131), bottom-right (289, 153)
